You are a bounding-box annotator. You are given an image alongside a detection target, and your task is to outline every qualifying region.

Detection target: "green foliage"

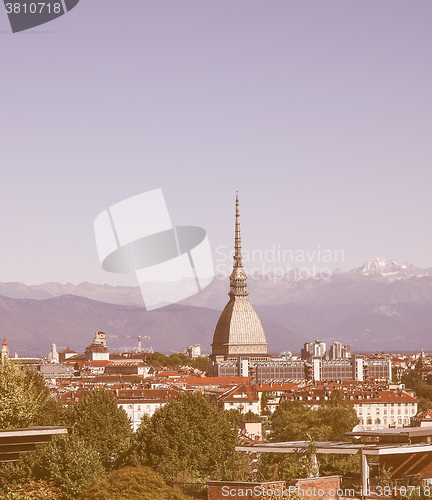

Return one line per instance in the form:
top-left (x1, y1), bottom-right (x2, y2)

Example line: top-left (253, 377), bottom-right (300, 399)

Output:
top-left (243, 410), bottom-right (260, 422)
top-left (232, 451), bottom-right (257, 482)
top-left (270, 399), bottom-right (358, 442)
top-left (145, 352), bottom-right (209, 372)
top-left (0, 456), bottom-right (33, 495)
top-left (190, 356), bottom-right (209, 372)
top-left (317, 402), bottom-right (359, 441)
top-left (318, 454), bottom-right (361, 477)
top-left (261, 391), bottom-right (269, 412)
top-left (132, 392), bottom-right (236, 481)
top-left (403, 372), bottom-right (432, 402)
top-left (259, 452), bottom-right (310, 482)
top-left (224, 409), bottom-right (243, 430)
top-left (32, 435), bottom-right (104, 500)
top-left (67, 388), bottom-right (132, 469)
top-left (77, 466), bottom-right (191, 500)
top-left (0, 359), bottom-right (66, 429)
top-left (115, 415), bottom-right (151, 468)
top-left (418, 397), bottom-right (432, 412)
top-left (37, 396), bottom-right (68, 427)
top-left (0, 360), bottom-right (50, 428)
top-left (398, 486), bottom-right (432, 500)
top-left (264, 398), bottom-right (359, 481)
top-left (270, 401), bottom-right (323, 441)
top-left (0, 479), bottom-right (62, 499)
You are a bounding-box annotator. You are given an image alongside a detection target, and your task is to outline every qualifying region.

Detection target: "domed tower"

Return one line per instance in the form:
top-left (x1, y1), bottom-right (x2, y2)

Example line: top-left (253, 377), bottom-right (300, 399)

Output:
top-left (211, 194), bottom-right (267, 361)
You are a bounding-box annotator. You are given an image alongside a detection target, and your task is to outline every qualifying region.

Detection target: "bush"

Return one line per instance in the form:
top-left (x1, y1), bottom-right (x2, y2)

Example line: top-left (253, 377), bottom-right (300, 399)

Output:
top-left (78, 466), bottom-right (191, 500)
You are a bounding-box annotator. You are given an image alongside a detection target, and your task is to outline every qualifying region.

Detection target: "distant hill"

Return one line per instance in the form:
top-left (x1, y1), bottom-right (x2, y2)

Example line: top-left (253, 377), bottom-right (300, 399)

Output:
top-left (0, 294), bottom-right (304, 357)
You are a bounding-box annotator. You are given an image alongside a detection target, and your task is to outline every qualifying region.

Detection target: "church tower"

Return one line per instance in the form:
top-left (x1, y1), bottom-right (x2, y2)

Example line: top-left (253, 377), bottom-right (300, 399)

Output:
top-left (1, 337), bottom-right (9, 362)
top-left (211, 194), bottom-right (268, 361)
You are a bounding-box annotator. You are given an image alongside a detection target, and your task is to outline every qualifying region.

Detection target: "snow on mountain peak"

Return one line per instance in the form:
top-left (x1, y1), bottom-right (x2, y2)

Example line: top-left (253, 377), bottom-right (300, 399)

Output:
top-left (351, 258), bottom-right (431, 281)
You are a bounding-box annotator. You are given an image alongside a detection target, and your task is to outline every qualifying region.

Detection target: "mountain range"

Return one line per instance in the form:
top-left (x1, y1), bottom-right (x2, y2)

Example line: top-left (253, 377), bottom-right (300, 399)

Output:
top-left (1, 258), bottom-right (432, 355)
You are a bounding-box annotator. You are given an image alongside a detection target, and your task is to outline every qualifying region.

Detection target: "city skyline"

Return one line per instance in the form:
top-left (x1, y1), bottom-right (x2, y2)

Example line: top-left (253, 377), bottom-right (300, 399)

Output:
top-left (1, 1), bottom-right (432, 285)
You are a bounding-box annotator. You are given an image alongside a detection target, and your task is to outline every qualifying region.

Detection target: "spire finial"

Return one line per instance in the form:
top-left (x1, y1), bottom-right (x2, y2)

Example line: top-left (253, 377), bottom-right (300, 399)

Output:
top-left (229, 192), bottom-right (248, 299)
top-left (234, 192), bottom-right (242, 268)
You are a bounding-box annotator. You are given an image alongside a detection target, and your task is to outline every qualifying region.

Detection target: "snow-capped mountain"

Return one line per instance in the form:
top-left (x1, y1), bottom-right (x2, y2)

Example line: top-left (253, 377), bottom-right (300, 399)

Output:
top-left (350, 257), bottom-right (432, 282)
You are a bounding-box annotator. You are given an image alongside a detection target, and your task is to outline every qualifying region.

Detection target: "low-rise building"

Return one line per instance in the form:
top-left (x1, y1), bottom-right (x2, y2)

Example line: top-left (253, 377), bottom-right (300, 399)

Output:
top-left (116, 388), bottom-right (184, 431)
top-left (217, 384), bottom-right (260, 415)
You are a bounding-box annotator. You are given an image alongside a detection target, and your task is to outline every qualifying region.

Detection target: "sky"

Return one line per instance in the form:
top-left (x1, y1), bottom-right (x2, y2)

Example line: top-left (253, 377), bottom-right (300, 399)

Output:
top-left (1, 1), bottom-right (432, 286)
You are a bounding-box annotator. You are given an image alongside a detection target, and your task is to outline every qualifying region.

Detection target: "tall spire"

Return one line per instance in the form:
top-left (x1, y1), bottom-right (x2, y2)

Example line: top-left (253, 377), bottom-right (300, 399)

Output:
top-left (229, 192), bottom-right (248, 299)
top-left (234, 192), bottom-right (242, 269)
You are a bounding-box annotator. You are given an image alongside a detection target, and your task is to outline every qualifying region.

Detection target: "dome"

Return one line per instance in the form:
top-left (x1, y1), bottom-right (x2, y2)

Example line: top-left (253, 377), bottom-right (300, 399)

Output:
top-left (212, 297), bottom-right (267, 355)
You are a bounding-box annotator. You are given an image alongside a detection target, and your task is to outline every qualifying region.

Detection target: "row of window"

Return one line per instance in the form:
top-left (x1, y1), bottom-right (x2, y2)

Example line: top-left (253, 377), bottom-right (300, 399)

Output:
top-left (361, 417), bottom-right (411, 426)
top-left (120, 403), bottom-right (161, 411)
top-left (357, 406), bottom-right (415, 416)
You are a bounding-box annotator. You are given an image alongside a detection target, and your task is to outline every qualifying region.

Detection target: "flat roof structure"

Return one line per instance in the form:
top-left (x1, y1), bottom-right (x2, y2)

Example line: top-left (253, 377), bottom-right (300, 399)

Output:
top-left (236, 440), bottom-right (432, 456)
top-left (0, 426), bottom-right (68, 462)
top-left (236, 439), bottom-right (432, 497)
top-left (346, 426), bottom-right (432, 439)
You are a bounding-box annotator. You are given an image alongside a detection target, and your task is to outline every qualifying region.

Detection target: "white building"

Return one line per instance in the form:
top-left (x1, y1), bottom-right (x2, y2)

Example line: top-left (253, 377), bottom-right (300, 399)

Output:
top-left (353, 391), bottom-right (418, 430)
top-left (116, 388), bottom-right (183, 431)
top-left (217, 384), bottom-right (260, 415)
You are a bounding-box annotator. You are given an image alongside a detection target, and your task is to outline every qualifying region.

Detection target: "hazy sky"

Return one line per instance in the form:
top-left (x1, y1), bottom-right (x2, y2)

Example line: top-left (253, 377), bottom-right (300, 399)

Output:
top-left (1, 1), bottom-right (432, 285)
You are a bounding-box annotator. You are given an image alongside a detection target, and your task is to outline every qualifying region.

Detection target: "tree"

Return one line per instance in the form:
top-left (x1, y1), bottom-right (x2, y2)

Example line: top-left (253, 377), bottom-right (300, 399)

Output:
top-left (145, 352), bottom-right (209, 372)
top-left (77, 466), bottom-right (191, 500)
top-left (270, 401), bottom-right (324, 442)
top-left (317, 394), bottom-right (359, 441)
top-left (67, 388), bottom-right (132, 469)
top-left (243, 410), bottom-right (260, 421)
top-left (260, 451), bottom-right (311, 482)
top-left (224, 409), bottom-right (243, 430)
top-left (318, 454), bottom-right (360, 477)
top-left (135, 392), bottom-right (236, 481)
top-left (270, 399), bottom-right (358, 443)
top-left (32, 435), bottom-right (104, 500)
top-left (261, 391), bottom-right (269, 413)
top-left (0, 359), bottom-right (53, 429)
top-left (403, 372), bottom-right (432, 402)
top-left (190, 356), bottom-right (209, 373)
top-left (115, 415), bottom-right (151, 468)
top-left (268, 398), bottom-right (359, 481)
